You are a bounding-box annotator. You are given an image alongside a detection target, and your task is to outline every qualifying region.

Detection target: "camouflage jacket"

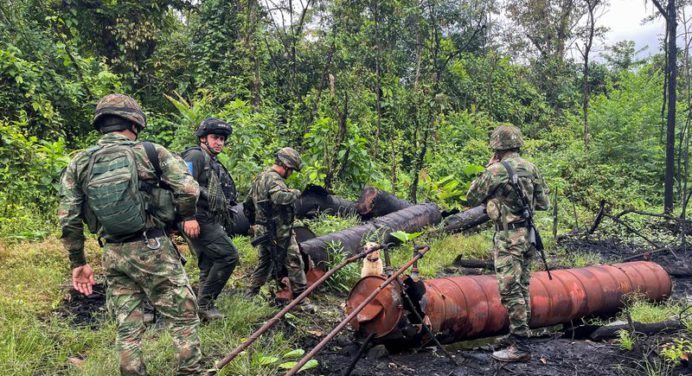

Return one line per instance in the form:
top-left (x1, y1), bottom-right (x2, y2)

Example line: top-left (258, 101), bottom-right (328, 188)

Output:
top-left (467, 152), bottom-right (549, 226)
top-left (243, 167), bottom-right (300, 240)
top-left (58, 133), bottom-right (199, 268)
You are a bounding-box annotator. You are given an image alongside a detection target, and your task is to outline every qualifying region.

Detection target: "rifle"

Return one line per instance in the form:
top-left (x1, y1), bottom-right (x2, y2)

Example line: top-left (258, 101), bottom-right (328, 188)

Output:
top-left (501, 161), bottom-right (552, 280)
top-left (253, 200), bottom-right (289, 290)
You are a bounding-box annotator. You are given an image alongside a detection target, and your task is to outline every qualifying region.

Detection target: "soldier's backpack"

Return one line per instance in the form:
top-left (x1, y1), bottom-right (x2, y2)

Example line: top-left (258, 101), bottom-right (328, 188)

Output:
top-left (82, 141), bottom-right (171, 239)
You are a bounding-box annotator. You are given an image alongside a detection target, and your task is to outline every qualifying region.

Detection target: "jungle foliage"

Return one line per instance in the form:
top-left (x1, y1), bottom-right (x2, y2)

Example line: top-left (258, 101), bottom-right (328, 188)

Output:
top-left (1, 0), bottom-right (691, 237)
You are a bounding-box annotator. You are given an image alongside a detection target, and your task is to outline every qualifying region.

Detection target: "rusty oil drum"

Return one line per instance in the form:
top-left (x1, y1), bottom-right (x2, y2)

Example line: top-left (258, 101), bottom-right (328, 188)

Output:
top-left (346, 261), bottom-right (672, 344)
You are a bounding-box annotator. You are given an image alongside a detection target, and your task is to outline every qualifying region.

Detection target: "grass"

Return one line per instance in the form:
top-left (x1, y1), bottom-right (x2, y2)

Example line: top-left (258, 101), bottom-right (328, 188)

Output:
top-left (1, 213), bottom-right (690, 375)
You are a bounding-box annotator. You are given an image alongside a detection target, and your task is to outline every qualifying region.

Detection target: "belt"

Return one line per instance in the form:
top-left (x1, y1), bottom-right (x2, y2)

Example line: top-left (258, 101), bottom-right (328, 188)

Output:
top-left (495, 221), bottom-right (527, 232)
top-left (105, 228), bottom-right (166, 244)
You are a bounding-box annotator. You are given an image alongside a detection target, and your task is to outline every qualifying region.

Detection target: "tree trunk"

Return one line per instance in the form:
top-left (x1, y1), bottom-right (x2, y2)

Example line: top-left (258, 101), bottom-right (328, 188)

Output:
top-left (664, 0), bottom-right (678, 214)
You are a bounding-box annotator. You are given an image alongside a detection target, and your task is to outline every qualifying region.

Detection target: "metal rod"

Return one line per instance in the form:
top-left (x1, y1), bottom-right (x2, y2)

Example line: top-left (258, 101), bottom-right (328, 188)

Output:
top-left (342, 332), bottom-right (375, 376)
top-left (283, 245), bottom-right (431, 376)
top-left (215, 244), bottom-right (385, 370)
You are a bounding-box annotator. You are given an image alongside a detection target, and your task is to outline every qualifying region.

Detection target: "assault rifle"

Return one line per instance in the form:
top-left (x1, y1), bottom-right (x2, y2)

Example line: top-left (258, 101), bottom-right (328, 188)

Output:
top-left (501, 161), bottom-right (552, 280)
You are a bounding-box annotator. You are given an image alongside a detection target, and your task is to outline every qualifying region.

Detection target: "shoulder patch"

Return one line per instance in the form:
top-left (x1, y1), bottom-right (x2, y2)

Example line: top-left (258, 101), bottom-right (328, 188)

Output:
top-left (186, 161), bottom-right (194, 174)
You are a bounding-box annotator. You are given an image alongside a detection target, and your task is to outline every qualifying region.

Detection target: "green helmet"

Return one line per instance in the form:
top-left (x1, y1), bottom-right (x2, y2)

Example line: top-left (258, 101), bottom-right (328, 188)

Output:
top-left (489, 124), bottom-right (523, 151)
top-left (93, 94), bottom-right (146, 132)
top-left (276, 147), bottom-right (303, 171)
top-left (196, 117), bottom-right (232, 138)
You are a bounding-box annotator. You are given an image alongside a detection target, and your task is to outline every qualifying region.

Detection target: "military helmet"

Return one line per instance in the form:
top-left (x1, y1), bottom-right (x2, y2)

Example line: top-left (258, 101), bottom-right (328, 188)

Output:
top-left (489, 124), bottom-right (523, 151)
top-left (276, 147), bottom-right (303, 171)
top-left (93, 94), bottom-right (146, 131)
top-left (195, 118), bottom-right (232, 138)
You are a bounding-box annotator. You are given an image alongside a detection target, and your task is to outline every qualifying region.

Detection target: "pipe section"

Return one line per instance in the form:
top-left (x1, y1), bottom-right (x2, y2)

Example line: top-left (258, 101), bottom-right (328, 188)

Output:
top-left (356, 186), bottom-right (412, 219)
top-left (295, 184), bottom-right (357, 218)
top-left (300, 203), bottom-right (442, 268)
top-left (442, 205), bottom-right (489, 234)
top-left (346, 261), bottom-right (672, 346)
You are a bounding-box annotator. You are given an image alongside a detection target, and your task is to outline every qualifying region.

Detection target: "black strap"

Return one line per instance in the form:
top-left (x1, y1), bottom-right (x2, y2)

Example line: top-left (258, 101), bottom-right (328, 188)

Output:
top-left (142, 141), bottom-right (162, 177)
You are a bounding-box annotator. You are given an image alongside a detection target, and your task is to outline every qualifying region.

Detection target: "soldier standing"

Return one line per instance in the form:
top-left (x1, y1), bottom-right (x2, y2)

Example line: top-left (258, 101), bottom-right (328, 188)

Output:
top-left (181, 118), bottom-right (239, 321)
top-left (59, 94), bottom-right (205, 375)
top-left (243, 147), bottom-right (311, 310)
top-left (467, 124), bottom-right (549, 362)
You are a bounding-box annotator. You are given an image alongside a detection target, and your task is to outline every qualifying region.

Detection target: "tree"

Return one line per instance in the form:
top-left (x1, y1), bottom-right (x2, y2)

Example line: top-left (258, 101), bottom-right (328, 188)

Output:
top-left (650, 0), bottom-right (678, 213)
top-left (575, 0), bottom-right (608, 147)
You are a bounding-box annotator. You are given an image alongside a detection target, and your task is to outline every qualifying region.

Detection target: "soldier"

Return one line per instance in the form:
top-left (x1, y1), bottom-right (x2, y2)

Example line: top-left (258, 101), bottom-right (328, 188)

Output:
top-left (243, 148), bottom-right (311, 310)
top-left (59, 94), bottom-right (205, 375)
top-left (467, 124), bottom-right (549, 363)
top-left (181, 118), bottom-right (239, 321)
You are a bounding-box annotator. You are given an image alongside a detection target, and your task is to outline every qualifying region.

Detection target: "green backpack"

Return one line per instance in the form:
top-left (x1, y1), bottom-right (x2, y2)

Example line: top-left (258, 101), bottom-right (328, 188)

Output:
top-left (83, 141), bottom-right (148, 239)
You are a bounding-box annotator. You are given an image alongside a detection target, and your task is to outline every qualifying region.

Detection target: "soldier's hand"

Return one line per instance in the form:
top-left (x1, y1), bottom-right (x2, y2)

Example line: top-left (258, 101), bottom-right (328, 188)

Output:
top-left (291, 188), bottom-right (301, 197)
top-left (72, 264), bottom-right (95, 296)
top-left (183, 219), bottom-right (201, 239)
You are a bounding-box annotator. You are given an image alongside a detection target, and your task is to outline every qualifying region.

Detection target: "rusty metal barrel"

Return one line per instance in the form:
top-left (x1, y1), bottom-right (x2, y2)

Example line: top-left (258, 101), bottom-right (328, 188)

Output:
top-left (346, 261), bottom-right (672, 345)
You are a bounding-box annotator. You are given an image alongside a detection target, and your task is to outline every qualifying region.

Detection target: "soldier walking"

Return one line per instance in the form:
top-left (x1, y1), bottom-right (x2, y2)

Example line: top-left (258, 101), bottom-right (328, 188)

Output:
top-left (243, 148), bottom-right (312, 310)
top-left (467, 124), bottom-right (549, 362)
top-left (181, 118), bottom-right (240, 321)
top-left (59, 94), bottom-right (205, 375)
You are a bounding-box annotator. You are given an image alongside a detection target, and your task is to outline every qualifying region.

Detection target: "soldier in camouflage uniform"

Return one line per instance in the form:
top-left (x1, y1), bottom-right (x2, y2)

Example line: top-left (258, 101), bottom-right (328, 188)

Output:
top-left (467, 124), bottom-right (549, 363)
top-left (243, 148), bottom-right (310, 308)
top-left (181, 118), bottom-right (239, 321)
top-left (58, 94), bottom-right (205, 375)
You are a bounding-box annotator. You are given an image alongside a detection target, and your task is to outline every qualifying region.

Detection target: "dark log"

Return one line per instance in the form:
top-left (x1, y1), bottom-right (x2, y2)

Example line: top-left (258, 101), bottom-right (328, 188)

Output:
top-left (453, 258), bottom-right (493, 269)
top-left (443, 205), bottom-right (490, 234)
top-left (663, 266), bottom-right (692, 278)
top-left (300, 203), bottom-right (442, 268)
top-left (589, 320), bottom-right (684, 340)
top-left (295, 184), bottom-right (358, 218)
top-left (356, 186), bottom-right (412, 219)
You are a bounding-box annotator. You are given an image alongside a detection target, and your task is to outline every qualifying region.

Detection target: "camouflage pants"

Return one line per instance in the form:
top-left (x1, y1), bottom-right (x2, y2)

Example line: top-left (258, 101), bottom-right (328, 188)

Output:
top-left (187, 213), bottom-right (239, 309)
top-left (103, 236), bottom-right (203, 376)
top-left (250, 233), bottom-right (307, 294)
top-left (493, 226), bottom-right (533, 338)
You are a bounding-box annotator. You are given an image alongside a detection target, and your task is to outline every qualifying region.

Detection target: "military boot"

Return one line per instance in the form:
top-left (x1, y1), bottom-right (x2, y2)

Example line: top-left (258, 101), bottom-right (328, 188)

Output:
top-left (199, 306), bottom-right (225, 321)
top-left (492, 335), bottom-right (531, 362)
top-left (296, 296), bottom-right (316, 314)
top-left (244, 287), bottom-right (261, 299)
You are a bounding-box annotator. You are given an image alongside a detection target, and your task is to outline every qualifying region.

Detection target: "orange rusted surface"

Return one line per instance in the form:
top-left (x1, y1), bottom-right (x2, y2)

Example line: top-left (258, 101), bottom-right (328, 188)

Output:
top-left (346, 261), bottom-right (672, 345)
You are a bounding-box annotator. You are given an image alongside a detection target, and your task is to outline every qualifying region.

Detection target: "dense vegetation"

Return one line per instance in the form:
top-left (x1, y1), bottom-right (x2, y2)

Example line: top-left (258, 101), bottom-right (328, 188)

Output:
top-left (2, 1), bottom-right (692, 375)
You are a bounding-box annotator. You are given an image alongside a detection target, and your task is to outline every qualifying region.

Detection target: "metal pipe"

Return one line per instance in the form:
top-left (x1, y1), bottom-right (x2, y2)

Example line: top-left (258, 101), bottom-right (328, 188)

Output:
top-left (215, 244), bottom-right (385, 370)
top-left (346, 261), bottom-right (672, 347)
top-left (300, 203), bottom-right (441, 269)
top-left (284, 246), bottom-right (431, 376)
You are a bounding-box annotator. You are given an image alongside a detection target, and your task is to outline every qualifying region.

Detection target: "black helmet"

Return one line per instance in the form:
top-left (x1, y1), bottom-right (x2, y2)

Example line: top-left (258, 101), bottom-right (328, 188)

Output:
top-left (195, 118), bottom-right (232, 138)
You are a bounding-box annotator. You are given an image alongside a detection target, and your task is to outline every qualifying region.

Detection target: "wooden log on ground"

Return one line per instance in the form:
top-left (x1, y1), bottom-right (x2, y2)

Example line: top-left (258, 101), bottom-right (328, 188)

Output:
top-left (589, 319), bottom-right (684, 340)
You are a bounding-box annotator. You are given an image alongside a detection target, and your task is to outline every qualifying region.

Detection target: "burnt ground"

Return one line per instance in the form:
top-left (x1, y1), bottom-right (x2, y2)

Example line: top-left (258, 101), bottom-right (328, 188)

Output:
top-left (53, 218), bottom-right (692, 375)
top-left (309, 231), bottom-right (692, 376)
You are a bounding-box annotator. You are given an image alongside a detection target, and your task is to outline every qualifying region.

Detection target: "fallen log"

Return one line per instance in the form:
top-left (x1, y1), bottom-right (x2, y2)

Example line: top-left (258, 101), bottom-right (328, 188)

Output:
top-left (663, 266), bottom-right (692, 278)
top-left (300, 203), bottom-right (442, 268)
top-left (453, 257), bottom-right (568, 271)
top-left (443, 205), bottom-right (489, 234)
top-left (589, 319), bottom-right (684, 340)
top-left (355, 186), bottom-right (412, 219)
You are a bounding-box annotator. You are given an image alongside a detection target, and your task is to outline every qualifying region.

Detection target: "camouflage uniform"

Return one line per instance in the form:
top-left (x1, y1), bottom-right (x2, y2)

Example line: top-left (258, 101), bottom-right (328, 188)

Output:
top-left (58, 95), bottom-right (204, 375)
top-left (244, 168), bottom-right (307, 294)
top-left (467, 129), bottom-right (549, 339)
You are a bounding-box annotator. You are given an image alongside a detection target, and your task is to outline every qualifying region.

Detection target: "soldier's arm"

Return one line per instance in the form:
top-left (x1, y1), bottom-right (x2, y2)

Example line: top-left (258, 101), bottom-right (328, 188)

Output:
top-left (466, 165), bottom-right (502, 206)
top-left (158, 145), bottom-right (200, 220)
top-left (58, 159), bottom-right (87, 268)
top-left (181, 148), bottom-right (209, 201)
top-left (268, 177), bottom-right (300, 206)
top-left (533, 167), bottom-right (550, 211)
